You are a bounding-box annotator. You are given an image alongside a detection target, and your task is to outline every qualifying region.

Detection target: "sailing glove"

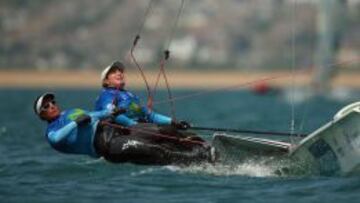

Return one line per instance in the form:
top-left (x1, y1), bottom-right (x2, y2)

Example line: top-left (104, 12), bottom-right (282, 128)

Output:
top-left (172, 120), bottom-right (191, 130)
top-left (112, 107), bottom-right (126, 117)
top-left (75, 114), bottom-right (91, 126)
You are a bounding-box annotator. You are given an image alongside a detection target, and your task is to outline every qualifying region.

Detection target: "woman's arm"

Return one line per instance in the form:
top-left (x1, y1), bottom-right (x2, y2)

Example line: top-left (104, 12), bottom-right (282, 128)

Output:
top-left (88, 109), bottom-right (112, 120)
top-left (114, 114), bottom-right (138, 126)
top-left (143, 107), bottom-right (172, 125)
top-left (47, 122), bottom-right (77, 143)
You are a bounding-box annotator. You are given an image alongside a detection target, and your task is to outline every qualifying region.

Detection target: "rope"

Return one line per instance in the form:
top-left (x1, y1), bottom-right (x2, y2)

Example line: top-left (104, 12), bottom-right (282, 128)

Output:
top-left (150, 58), bottom-right (358, 107)
top-left (153, 73), bottom-right (290, 105)
top-left (130, 42), bottom-right (152, 108)
top-left (289, 0), bottom-right (298, 144)
top-left (151, 0), bottom-right (186, 121)
top-left (164, 0), bottom-right (185, 51)
top-left (101, 121), bottom-right (208, 147)
top-left (130, 0), bottom-right (156, 109)
top-left (159, 54), bottom-right (177, 121)
top-left (136, 0), bottom-right (156, 37)
top-left (296, 58), bottom-right (360, 137)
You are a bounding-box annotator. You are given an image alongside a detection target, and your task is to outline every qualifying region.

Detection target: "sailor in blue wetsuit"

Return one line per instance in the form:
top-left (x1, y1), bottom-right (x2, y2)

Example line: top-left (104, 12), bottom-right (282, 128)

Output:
top-left (35, 92), bottom-right (214, 165)
top-left (34, 92), bottom-right (115, 158)
top-left (95, 61), bottom-right (189, 128)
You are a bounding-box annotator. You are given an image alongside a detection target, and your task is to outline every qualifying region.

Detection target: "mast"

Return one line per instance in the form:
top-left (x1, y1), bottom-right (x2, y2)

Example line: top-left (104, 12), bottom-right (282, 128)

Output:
top-left (312, 0), bottom-right (347, 92)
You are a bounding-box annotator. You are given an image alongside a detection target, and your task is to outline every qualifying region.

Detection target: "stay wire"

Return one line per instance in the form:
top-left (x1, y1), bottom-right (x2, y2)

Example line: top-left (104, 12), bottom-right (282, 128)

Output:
top-left (153, 73), bottom-right (290, 105)
top-left (130, 0), bottom-right (156, 109)
top-left (152, 0), bottom-right (185, 99)
top-left (289, 0), bottom-right (297, 144)
top-left (297, 58), bottom-right (359, 137)
top-left (136, 0), bottom-right (156, 37)
top-left (159, 56), bottom-right (177, 121)
top-left (152, 0), bottom-right (186, 122)
top-left (291, 0), bottom-right (311, 139)
top-left (165, 0), bottom-right (185, 51)
top-left (151, 58), bottom-right (359, 108)
top-left (296, 87), bottom-right (311, 137)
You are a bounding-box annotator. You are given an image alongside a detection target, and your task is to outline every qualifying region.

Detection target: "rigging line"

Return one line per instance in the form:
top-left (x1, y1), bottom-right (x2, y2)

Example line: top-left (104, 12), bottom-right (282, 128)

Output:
top-left (152, 0), bottom-right (185, 94)
top-left (130, 44), bottom-right (152, 107)
top-left (136, 0), bottom-right (156, 37)
top-left (151, 58), bottom-right (357, 107)
top-left (151, 0), bottom-right (186, 121)
top-left (160, 53), bottom-right (177, 121)
top-left (130, 0), bottom-right (156, 109)
top-left (152, 0), bottom-right (185, 97)
top-left (101, 121), bottom-right (208, 147)
top-left (296, 86), bottom-right (311, 137)
top-left (318, 58), bottom-right (360, 69)
top-left (153, 73), bottom-right (291, 105)
top-left (296, 58), bottom-right (360, 137)
top-left (289, 0), bottom-right (298, 144)
top-left (165, 0), bottom-right (185, 51)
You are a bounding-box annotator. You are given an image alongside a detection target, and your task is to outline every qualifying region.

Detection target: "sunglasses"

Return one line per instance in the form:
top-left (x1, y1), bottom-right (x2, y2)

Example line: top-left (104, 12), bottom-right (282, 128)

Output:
top-left (40, 100), bottom-right (56, 112)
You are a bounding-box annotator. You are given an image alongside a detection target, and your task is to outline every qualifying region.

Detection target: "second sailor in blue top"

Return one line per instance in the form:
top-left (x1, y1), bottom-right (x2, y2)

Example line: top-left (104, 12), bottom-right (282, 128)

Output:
top-left (95, 61), bottom-right (188, 129)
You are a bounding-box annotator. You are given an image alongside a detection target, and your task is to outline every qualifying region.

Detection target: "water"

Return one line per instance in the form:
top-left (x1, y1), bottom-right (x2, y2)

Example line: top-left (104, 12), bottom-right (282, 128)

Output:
top-left (1, 88), bottom-right (360, 202)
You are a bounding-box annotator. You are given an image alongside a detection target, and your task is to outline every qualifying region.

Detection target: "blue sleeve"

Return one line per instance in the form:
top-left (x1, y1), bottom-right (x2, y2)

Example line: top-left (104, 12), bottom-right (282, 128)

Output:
top-left (143, 107), bottom-right (172, 125)
top-left (88, 109), bottom-right (112, 120)
top-left (149, 112), bottom-right (172, 125)
top-left (114, 114), bottom-right (138, 126)
top-left (48, 109), bottom-right (111, 144)
top-left (93, 107), bottom-right (138, 126)
top-left (47, 122), bottom-right (77, 143)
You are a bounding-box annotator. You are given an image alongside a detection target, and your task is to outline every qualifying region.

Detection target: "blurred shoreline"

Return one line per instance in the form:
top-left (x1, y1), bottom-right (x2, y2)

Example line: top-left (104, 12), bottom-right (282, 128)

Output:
top-left (1, 69), bottom-right (360, 89)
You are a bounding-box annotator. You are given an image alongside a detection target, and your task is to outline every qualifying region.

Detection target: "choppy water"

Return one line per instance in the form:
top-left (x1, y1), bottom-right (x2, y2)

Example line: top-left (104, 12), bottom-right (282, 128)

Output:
top-left (1, 88), bottom-right (359, 203)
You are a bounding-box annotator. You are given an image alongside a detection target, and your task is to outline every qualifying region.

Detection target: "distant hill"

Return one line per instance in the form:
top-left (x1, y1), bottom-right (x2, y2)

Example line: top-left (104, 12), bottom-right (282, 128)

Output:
top-left (0, 0), bottom-right (359, 71)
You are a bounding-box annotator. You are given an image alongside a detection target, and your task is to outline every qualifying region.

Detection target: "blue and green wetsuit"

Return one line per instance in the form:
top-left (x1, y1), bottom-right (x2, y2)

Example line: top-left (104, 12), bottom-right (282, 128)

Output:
top-left (95, 87), bottom-right (172, 126)
top-left (45, 107), bottom-right (211, 165)
top-left (46, 108), bottom-right (110, 157)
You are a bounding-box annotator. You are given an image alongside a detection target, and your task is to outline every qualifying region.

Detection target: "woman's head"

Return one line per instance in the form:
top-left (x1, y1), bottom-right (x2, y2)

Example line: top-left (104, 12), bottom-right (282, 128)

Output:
top-left (34, 93), bottom-right (60, 122)
top-left (101, 61), bottom-right (125, 89)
